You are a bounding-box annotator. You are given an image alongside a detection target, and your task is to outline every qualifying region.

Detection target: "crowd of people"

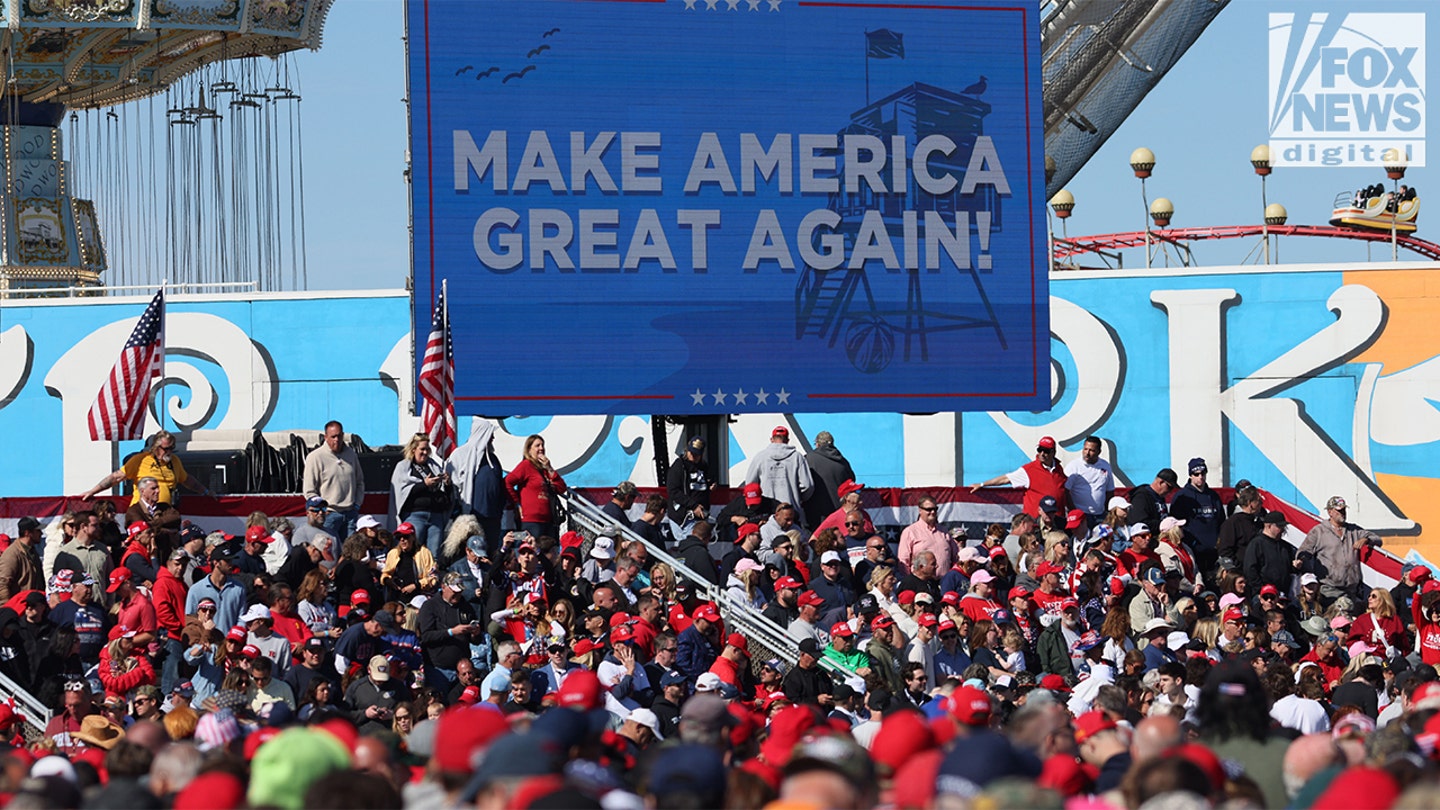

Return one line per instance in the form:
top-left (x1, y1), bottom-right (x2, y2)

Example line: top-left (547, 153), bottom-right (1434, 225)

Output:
top-left (0, 424), bottom-right (1436, 809)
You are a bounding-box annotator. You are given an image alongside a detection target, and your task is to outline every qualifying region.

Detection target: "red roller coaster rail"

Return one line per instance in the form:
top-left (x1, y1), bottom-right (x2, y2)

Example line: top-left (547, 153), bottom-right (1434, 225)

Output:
top-left (1052, 224), bottom-right (1440, 262)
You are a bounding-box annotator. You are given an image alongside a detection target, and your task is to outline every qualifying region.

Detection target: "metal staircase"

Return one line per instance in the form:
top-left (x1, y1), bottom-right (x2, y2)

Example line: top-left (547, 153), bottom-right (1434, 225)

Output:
top-left (560, 493), bottom-right (849, 685)
top-left (0, 668), bottom-right (53, 742)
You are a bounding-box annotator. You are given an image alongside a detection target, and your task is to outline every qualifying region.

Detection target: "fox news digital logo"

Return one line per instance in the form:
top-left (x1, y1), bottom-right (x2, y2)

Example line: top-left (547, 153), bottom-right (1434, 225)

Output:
top-left (1269, 12), bottom-right (1425, 167)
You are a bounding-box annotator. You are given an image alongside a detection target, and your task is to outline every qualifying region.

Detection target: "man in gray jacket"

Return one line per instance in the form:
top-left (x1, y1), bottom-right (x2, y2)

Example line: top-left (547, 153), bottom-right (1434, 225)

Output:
top-left (1298, 495), bottom-right (1381, 607)
top-left (744, 426), bottom-right (814, 527)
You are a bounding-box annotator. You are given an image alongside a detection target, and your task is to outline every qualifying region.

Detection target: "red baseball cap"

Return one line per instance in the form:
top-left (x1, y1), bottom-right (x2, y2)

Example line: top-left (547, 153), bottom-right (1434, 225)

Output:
top-left (1073, 710), bottom-right (1117, 744)
top-left (775, 576), bottom-right (802, 591)
top-left (1035, 561), bottom-right (1065, 578)
top-left (936, 619), bottom-right (957, 634)
top-left (737, 523), bottom-right (760, 541)
top-left (106, 567), bottom-right (132, 593)
top-left (1037, 436), bottom-right (1057, 450)
top-left (870, 710), bottom-right (937, 774)
top-left (948, 685), bottom-right (992, 726)
top-left (393, 522), bottom-right (416, 536)
top-left (559, 531), bottom-right (585, 549)
top-left (1008, 586), bottom-right (1031, 600)
top-left (350, 589), bottom-right (372, 605)
top-left (1040, 674), bottom-right (1070, 693)
top-left (693, 604), bottom-right (721, 623)
top-left (1259, 584), bottom-right (1279, 597)
top-left (871, 615), bottom-right (896, 631)
top-left (126, 521), bottom-right (150, 539)
top-left (743, 483), bottom-right (763, 506)
top-left (941, 591), bottom-right (960, 606)
top-left (433, 705), bottom-right (509, 772)
top-left (1223, 608), bottom-right (1245, 624)
top-left (837, 479), bottom-right (864, 498)
top-left (897, 590), bottom-right (916, 605)
top-left (1060, 598), bottom-right (1080, 612)
top-left (1065, 510), bottom-right (1086, 529)
top-left (609, 612), bottom-right (633, 628)
top-left (245, 525), bottom-right (272, 544)
top-left (727, 633), bottom-right (749, 655)
top-left (830, 621), bottom-right (855, 638)
top-left (611, 625), bottom-right (635, 643)
top-left (1412, 567), bottom-right (1434, 585)
top-left (226, 626), bottom-right (247, 642)
top-left (557, 670), bottom-right (603, 711)
top-left (771, 425), bottom-right (789, 439)
top-left (240, 644), bottom-right (260, 659)
top-left (572, 638), bottom-right (601, 656)
top-left (797, 590), bottom-right (824, 607)
top-left (917, 613), bottom-right (939, 628)
top-left (458, 685), bottom-right (481, 704)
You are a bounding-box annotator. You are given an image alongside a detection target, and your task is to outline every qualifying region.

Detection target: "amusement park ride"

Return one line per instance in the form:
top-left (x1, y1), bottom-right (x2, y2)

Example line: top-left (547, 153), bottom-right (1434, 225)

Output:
top-left (0, 0), bottom-right (332, 295)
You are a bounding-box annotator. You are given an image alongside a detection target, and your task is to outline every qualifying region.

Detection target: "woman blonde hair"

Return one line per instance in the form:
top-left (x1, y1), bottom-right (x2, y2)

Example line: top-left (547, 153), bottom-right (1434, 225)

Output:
top-left (648, 563), bottom-right (677, 604)
top-left (523, 434), bottom-right (547, 467)
top-left (546, 599), bottom-right (576, 638)
top-left (1368, 588), bottom-right (1397, 620)
top-left (402, 433), bottom-right (430, 461)
top-left (867, 564), bottom-right (894, 593)
top-left (1160, 525), bottom-right (1185, 547)
top-left (1193, 616), bottom-right (1221, 651)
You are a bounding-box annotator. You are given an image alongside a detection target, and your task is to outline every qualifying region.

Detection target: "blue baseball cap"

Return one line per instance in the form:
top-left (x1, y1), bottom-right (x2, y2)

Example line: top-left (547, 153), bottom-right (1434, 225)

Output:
top-left (305, 496), bottom-right (327, 511)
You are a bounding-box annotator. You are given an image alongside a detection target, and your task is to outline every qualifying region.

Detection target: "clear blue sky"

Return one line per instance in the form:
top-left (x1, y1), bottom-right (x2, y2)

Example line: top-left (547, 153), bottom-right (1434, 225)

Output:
top-left (293, 1), bottom-right (1436, 290)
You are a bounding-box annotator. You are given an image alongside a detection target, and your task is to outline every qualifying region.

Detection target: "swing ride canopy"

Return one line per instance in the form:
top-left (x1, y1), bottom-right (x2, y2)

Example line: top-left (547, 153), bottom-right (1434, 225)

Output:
top-left (0, 0), bottom-right (334, 111)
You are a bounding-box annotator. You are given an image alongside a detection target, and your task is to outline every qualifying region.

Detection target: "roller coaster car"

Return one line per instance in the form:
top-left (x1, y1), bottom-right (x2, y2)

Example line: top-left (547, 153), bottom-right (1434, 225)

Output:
top-left (1331, 191), bottom-right (1420, 234)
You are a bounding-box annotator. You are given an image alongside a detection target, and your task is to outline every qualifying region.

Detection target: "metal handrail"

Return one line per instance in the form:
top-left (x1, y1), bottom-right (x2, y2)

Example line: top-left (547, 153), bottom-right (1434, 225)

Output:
top-left (560, 493), bottom-right (850, 683)
top-left (0, 667), bottom-right (53, 734)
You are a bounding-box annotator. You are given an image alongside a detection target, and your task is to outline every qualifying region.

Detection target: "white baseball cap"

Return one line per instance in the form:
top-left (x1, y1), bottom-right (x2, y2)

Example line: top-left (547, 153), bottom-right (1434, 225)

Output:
top-left (356, 515), bottom-right (382, 530)
top-left (695, 672), bottom-right (723, 693)
top-left (627, 707), bottom-right (664, 740)
top-left (1107, 496), bottom-right (1131, 511)
top-left (820, 550), bottom-right (842, 565)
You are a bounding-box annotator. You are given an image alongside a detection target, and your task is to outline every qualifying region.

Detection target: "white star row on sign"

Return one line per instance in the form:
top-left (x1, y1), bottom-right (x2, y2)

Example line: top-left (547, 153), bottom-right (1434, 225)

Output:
top-left (683, 0), bottom-right (780, 10)
top-left (688, 388), bottom-right (791, 407)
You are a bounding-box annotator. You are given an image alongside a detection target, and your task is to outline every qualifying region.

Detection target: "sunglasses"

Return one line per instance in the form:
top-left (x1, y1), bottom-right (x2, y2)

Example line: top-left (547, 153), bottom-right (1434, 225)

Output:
top-left (845, 521), bottom-right (863, 527)
top-left (64, 680), bottom-right (87, 692)
top-left (919, 506), bottom-right (938, 513)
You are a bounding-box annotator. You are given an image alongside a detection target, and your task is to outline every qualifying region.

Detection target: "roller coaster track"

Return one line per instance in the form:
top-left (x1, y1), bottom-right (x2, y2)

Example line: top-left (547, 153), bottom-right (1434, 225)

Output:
top-left (1053, 224), bottom-right (1440, 262)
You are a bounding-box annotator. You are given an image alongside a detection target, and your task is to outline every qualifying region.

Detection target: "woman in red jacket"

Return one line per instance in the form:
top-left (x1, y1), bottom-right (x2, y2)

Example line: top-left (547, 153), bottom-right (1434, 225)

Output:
top-left (97, 633), bottom-right (156, 700)
top-left (1349, 587), bottom-right (1408, 657)
top-left (505, 435), bottom-right (567, 539)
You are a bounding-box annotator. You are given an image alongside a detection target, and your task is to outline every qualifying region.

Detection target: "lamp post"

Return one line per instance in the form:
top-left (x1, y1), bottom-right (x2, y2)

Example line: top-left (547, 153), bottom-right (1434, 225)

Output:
top-left (1382, 147), bottom-right (1407, 261)
top-left (1251, 145), bottom-right (1272, 264)
top-left (1265, 203), bottom-right (1287, 264)
top-left (1149, 198), bottom-right (1173, 267)
top-left (1049, 189), bottom-right (1074, 270)
top-left (1130, 147), bottom-right (1155, 268)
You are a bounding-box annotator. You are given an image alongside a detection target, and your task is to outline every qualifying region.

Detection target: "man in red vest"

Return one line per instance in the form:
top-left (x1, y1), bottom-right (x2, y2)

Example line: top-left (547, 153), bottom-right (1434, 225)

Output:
top-left (968, 436), bottom-right (1069, 517)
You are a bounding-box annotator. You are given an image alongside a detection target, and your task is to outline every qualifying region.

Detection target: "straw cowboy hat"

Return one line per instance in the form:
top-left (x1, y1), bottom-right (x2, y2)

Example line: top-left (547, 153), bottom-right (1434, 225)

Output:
top-left (72, 715), bottom-right (125, 750)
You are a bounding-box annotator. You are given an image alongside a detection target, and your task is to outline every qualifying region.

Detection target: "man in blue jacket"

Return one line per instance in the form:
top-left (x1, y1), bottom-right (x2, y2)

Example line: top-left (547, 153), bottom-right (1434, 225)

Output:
top-left (676, 603), bottom-right (721, 681)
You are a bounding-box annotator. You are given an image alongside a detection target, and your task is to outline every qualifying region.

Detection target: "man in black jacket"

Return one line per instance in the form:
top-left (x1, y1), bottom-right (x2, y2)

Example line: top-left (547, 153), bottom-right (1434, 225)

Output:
top-left (417, 572), bottom-right (484, 689)
top-left (781, 638), bottom-right (834, 708)
top-left (674, 521), bottom-right (720, 585)
top-left (804, 431), bottom-right (856, 529)
top-left (1216, 487), bottom-right (1263, 568)
top-left (666, 437), bottom-right (713, 538)
top-left (1128, 469), bottom-right (1177, 536)
top-left (1244, 511), bottom-right (1299, 592)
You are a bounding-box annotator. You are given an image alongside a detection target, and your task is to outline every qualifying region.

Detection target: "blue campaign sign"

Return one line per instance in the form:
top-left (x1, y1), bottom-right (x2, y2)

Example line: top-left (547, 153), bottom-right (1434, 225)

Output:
top-left (408, 0), bottom-right (1047, 415)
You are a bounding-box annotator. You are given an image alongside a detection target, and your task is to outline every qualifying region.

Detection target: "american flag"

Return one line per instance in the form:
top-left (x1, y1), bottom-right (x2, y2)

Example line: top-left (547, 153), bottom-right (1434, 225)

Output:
top-left (87, 289), bottom-right (165, 441)
top-left (418, 284), bottom-right (456, 457)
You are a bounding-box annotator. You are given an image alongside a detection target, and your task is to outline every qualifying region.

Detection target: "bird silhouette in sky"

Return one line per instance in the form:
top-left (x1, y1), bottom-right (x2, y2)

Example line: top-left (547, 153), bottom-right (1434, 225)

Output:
top-left (475, 66), bottom-right (500, 79)
top-left (455, 65), bottom-right (473, 76)
top-left (961, 76), bottom-right (987, 95)
top-left (527, 45), bottom-right (551, 58)
top-left (542, 27), bottom-right (560, 37)
top-left (503, 65), bottom-right (537, 83)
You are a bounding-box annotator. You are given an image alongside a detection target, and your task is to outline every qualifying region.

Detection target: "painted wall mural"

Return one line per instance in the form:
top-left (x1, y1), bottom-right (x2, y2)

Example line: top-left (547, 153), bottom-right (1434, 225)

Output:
top-left (1, 261), bottom-right (1439, 558)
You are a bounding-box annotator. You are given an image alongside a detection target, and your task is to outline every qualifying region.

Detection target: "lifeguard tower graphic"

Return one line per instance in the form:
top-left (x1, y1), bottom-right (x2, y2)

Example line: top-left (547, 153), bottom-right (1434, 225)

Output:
top-left (795, 81), bottom-right (1005, 374)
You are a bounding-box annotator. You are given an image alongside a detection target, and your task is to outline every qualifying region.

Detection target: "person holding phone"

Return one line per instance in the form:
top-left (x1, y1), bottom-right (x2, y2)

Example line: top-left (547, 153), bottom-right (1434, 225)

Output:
top-left (505, 434), bottom-right (568, 540)
top-left (391, 433), bottom-right (453, 561)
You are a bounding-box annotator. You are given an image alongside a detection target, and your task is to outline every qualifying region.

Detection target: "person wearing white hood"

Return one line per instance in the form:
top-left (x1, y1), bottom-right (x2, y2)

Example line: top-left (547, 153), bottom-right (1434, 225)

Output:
top-left (743, 426), bottom-right (814, 527)
top-left (444, 419), bottom-right (510, 561)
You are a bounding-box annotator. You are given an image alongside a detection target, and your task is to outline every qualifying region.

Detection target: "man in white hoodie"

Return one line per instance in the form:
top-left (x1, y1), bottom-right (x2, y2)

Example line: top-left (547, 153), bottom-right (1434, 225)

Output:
top-left (744, 426), bottom-right (814, 527)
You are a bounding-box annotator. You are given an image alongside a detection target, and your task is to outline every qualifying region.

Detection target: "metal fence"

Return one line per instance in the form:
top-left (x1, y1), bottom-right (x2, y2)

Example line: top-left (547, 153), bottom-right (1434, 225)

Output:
top-left (0, 667), bottom-right (52, 741)
top-left (560, 493), bottom-right (849, 686)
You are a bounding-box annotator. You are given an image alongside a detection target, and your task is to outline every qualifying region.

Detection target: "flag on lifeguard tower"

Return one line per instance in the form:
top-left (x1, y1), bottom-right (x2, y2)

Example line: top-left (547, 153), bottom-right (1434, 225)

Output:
top-left (866, 29), bottom-right (905, 59)
top-left (418, 281), bottom-right (456, 457)
top-left (87, 288), bottom-right (165, 441)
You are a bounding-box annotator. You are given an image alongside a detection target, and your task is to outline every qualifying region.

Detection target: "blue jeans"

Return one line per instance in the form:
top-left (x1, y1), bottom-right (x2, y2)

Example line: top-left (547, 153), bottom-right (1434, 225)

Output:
top-left (322, 509), bottom-right (359, 543)
top-left (161, 637), bottom-right (185, 694)
top-left (404, 510), bottom-right (446, 561)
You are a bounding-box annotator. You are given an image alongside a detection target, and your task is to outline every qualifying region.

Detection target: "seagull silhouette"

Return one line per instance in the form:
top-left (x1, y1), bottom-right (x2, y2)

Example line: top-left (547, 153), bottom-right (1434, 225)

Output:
top-left (542, 27), bottom-right (560, 37)
top-left (455, 65), bottom-right (473, 76)
top-left (527, 44), bottom-right (551, 58)
top-left (503, 65), bottom-right (537, 83)
top-left (961, 76), bottom-right (987, 95)
top-left (475, 66), bottom-right (500, 79)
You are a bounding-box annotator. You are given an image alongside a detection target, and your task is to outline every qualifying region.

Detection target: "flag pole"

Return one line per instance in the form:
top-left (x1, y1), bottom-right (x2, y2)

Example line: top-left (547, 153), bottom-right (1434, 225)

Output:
top-left (158, 280), bottom-right (167, 434)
